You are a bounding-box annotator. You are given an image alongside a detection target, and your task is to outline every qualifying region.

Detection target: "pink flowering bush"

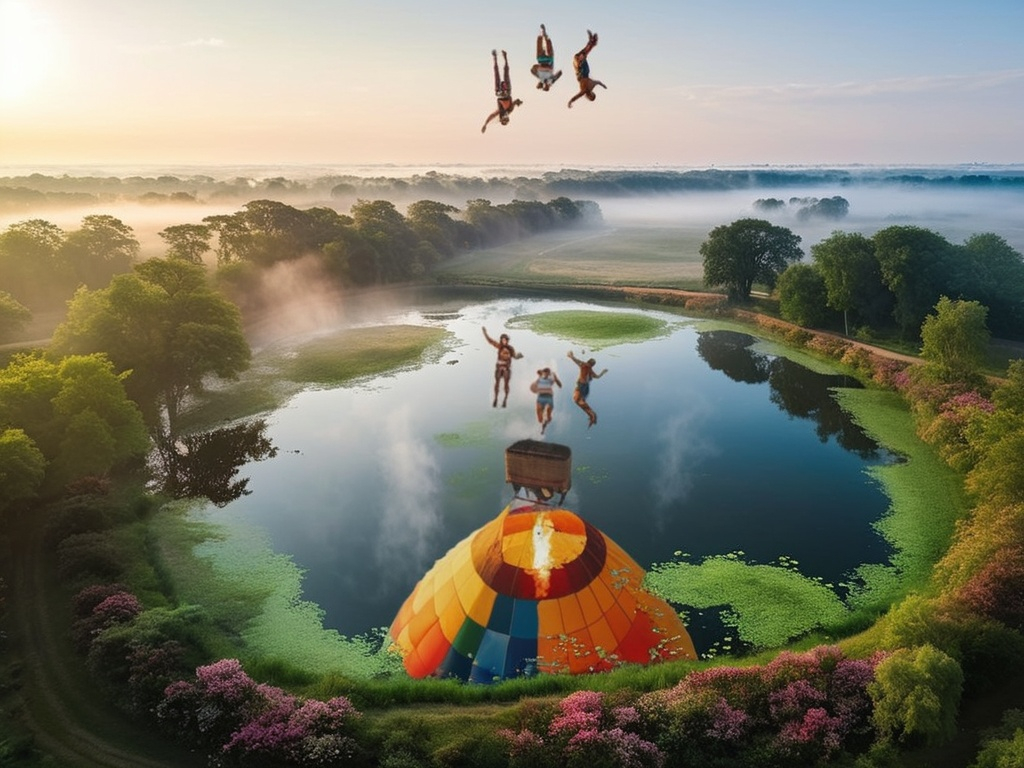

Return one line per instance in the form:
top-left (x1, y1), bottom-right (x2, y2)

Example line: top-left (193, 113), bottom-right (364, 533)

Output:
top-left (157, 659), bottom-right (365, 766)
top-left (633, 646), bottom-right (882, 766)
top-left (71, 588), bottom-right (142, 651)
top-left (502, 689), bottom-right (664, 768)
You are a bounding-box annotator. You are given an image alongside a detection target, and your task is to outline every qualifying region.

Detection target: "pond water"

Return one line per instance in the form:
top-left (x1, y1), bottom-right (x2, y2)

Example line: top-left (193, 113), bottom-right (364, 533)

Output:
top-left (195, 290), bottom-right (896, 654)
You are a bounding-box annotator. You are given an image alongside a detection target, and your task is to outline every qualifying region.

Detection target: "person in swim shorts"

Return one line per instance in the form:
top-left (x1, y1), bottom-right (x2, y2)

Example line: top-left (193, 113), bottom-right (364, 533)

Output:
top-left (483, 326), bottom-right (523, 407)
top-left (481, 49), bottom-right (523, 132)
top-left (567, 30), bottom-right (607, 108)
top-left (531, 366), bottom-right (563, 433)
top-left (567, 349), bottom-right (607, 426)
top-left (530, 24), bottom-right (562, 91)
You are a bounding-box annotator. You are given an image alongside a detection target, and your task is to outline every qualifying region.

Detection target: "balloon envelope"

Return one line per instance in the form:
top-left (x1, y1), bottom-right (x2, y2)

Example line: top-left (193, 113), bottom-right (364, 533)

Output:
top-left (389, 500), bottom-right (697, 682)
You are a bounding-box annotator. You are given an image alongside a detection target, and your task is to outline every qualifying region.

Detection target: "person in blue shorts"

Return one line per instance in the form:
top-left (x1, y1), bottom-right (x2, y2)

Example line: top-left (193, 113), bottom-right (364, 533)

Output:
top-left (567, 350), bottom-right (607, 426)
top-left (531, 367), bottom-right (563, 433)
top-left (530, 24), bottom-right (562, 91)
top-left (567, 30), bottom-right (606, 108)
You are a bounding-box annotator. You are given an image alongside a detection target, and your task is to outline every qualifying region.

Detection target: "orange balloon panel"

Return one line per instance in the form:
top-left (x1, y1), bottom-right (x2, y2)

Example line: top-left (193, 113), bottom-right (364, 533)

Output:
top-left (389, 501), bottom-right (696, 683)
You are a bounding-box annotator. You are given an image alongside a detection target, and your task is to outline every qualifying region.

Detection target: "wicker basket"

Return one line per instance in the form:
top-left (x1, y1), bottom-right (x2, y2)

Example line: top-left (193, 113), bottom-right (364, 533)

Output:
top-left (505, 439), bottom-right (572, 493)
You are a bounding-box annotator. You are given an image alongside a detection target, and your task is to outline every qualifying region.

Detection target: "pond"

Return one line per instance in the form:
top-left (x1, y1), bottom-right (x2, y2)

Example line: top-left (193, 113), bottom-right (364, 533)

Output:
top-left (191, 290), bottom-right (897, 656)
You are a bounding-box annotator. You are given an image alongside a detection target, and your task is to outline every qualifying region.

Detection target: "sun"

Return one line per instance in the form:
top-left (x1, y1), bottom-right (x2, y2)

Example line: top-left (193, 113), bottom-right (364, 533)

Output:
top-left (0, 0), bottom-right (56, 106)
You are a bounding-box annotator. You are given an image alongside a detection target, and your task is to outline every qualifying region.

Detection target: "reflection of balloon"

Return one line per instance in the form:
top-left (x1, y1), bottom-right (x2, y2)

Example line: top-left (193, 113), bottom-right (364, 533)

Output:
top-left (389, 500), bottom-right (697, 682)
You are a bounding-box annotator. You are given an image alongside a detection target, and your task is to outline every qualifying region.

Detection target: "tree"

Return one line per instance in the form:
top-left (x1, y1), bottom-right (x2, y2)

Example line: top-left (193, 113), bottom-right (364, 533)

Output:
top-left (700, 218), bottom-right (803, 301)
top-left (0, 354), bottom-right (148, 489)
top-left (0, 218), bottom-right (70, 307)
top-left (873, 225), bottom-right (955, 338)
top-left (920, 296), bottom-right (990, 384)
top-left (811, 231), bottom-right (892, 335)
top-left (0, 428), bottom-right (45, 514)
top-left (159, 224), bottom-right (212, 264)
top-left (60, 214), bottom-right (139, 290)
top-left (406, 200), bottom-right (462, 257)
top-left (50, 258), bottom-right (250, 439)
top-left (869, 644), bottom-right (964, 746)
top-left (776, 263), bottom-right (831, 327)
top-left (0, 290), bottom-right (31, 342)
top-left (956, 233), bottom-right (1024, 339)
top-left (350, 199), bottom-right (421, 281)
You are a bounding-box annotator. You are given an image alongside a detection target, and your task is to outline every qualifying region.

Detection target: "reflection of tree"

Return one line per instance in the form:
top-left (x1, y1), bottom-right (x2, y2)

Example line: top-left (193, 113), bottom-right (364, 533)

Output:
top-left (696, 330), bottom-right (772, 384)
top-left (767, 359), bottom-right (879, 457)
top-left (697, 329), bottom-right (880, 458)
top-left (155, 419), bottom-right (277, 507)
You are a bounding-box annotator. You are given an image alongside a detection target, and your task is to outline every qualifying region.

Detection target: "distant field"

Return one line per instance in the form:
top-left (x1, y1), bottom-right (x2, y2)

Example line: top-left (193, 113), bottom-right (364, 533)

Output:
top-left (435, 225), bottom-right (708, 289)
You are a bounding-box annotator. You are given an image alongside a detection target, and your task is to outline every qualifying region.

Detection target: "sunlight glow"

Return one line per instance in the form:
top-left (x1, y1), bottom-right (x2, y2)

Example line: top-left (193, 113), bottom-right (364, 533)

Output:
top-left (1, 1), bottom-right (56, 106)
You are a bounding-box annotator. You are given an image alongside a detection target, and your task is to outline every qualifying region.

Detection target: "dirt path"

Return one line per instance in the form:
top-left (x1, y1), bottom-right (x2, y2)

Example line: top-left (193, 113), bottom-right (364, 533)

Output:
top-left (6, 514), bottom-right (204, 768)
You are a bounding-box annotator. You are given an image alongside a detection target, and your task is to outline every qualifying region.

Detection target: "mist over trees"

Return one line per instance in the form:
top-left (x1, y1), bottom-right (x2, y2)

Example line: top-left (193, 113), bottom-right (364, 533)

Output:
top-left (3, 167), bottom-right (1023, 215)
top-left (0, 193), bottom-right (602, 337)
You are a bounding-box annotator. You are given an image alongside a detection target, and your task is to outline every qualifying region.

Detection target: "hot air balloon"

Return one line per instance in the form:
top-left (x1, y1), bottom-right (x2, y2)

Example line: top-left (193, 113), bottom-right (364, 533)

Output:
top-left (389, 440), bottom-right (697, 682)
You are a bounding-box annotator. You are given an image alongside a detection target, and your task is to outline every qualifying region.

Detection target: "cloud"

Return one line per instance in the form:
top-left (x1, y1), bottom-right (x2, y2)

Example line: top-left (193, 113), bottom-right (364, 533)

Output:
top-left (374, 405), bottom-right (442, 578)
top-left (183, 37), bottom-right (225, 48)
top-left (674, 69), bottom-right (1024, 105)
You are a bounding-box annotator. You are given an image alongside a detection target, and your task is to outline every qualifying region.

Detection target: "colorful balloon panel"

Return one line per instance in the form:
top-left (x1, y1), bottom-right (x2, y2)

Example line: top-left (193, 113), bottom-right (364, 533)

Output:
top-left (389, 501), bottom-right (697, 682)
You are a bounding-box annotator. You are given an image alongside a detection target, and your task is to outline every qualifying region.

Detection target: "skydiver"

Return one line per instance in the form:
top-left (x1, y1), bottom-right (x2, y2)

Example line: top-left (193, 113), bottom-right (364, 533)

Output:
top-left (567, 350), bottom-right (607, 426)
top-left (481, 49), bottom-right (523, 133)
top-left (483, 326), bottom-right (523, 407)
top-left (567, 30), bottom-right (607, 108)
top-left (530, 24), bottom-right (562, 91)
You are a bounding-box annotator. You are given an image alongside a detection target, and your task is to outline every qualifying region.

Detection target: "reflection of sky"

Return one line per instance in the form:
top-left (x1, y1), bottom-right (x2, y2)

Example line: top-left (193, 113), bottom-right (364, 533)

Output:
top-left (202, 292), bottom-right (892, 636)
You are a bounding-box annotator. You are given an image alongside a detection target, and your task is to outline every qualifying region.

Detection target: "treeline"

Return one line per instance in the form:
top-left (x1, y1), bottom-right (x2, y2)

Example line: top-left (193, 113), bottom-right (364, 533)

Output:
top-left (0, 195), bottom-right (602, 338)
top-left (3, 166), bottom-right (1023, 213)
top-left (776, 226), bottom-right (1024, 340)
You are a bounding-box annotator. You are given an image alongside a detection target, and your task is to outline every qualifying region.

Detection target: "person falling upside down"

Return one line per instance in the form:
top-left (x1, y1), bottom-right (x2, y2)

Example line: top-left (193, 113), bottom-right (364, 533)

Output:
top-left (481, 49), bottom-right (523, 132)
top-left (567, 350), bottom-right (607, 426)
top-left (530, 24), bottom-right (562, 91)
top-left (531, 366), bottom-right (563, 434)
top-left (483, 326), bottom-right (523, 407)
top-left (567, 29), bottom-right (607, 108)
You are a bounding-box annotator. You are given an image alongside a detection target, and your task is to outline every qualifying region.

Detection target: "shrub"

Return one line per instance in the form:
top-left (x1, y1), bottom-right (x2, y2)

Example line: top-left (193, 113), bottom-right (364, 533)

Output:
top-left (71, 582), bottom-right (131, 620)
top-left (634, 646), bottom-right (881, 765)
top-left (157, 658), bottom-right (367, 766)
top-left (869, 644), bottom-right (963, 747)
top-left (958, 546), bottom-right (1024, 630)
top-left (72, 590), bottom-right (142, 652)
top-left (43, 496), bottom-right (113, 548)
top-left (56, 532), bottom-right (123, 580)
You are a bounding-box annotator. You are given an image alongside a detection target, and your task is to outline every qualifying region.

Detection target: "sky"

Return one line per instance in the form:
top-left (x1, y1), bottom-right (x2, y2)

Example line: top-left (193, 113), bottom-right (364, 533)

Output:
top-left (1, 0), bottom-right (1023, 171)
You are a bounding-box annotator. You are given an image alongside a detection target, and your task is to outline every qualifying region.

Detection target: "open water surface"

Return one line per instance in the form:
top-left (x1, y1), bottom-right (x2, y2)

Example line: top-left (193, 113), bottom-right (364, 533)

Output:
top-left (193, 290), bottom-right (896, 653)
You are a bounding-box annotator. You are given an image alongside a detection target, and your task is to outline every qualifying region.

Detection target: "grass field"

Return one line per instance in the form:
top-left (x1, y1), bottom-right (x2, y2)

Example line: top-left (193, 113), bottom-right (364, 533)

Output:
top-left (435, 225), bottom-right (708, 289)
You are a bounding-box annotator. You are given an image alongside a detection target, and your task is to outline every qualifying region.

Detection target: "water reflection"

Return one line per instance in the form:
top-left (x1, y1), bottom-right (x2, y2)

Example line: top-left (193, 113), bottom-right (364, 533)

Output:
top-left (156, 419), bottom-right (278, 506)
top-left (698, 330), bottom-right (882, 459)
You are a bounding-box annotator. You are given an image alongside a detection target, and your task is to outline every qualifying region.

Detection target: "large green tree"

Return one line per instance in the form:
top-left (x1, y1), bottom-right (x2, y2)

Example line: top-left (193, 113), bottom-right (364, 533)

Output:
top-left (920, 296), bottom-right (990, 384)
top-left (873, 225), bottom-right (955, 338)
top-left (956, 233), bottom-right (1024, 338)
top-left (811, 231), bottom-right (892, 335)
top-left (50, 258), bottom-right (250, 439)
top-left (700, 218), bottom-right (803, 301)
